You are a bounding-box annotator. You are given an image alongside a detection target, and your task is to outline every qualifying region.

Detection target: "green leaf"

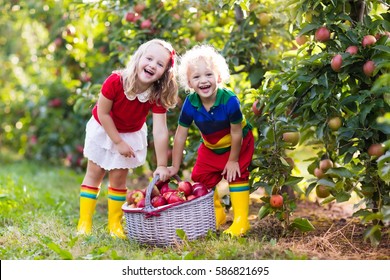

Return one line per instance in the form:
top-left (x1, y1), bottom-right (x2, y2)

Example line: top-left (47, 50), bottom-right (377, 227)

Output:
top-left (334, 190), bottom-right (351, 203)
top-left (363, 225), bottom-right (382, 247)
top-left (176, 228), bottom-right (187, 240)
top-left (317, 178), bottom-right (335, 188)
top-left (326, 167), bottom-right (354, 178)
top-left (377, 151), bottom-right (390, 183)
top-left (258, 205), bottom-right (270, 219)
top-left (290, 217), bottom-right (315, 232)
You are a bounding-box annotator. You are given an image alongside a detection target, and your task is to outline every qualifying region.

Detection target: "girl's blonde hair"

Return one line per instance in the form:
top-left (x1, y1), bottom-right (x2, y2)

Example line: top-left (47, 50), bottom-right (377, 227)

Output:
top-left (119, 39), bottom-right (178, 109)
top-left (178, 44), bottom-right (230, 92)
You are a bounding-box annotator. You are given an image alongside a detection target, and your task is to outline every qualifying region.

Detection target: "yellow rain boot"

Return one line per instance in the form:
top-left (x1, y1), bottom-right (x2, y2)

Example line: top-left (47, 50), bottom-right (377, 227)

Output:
top-left (107, 186), bottom-right (127, 239)
top-left (214, 189), bottom-right (226, 229)
top-left (224, 181), bottom-right (250, 237)
top-left (77, 185), bottom-right (100, 235)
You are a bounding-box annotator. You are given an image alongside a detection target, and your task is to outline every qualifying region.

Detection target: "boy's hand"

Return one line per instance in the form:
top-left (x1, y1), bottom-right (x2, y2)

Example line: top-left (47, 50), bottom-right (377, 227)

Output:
top-left (221, 161), bottom-right (241, 182)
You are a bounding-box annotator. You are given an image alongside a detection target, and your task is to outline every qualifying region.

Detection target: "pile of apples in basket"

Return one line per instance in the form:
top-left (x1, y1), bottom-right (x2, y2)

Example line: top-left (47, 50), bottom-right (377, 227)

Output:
top-left (126, 180), bottom-right (210, 209)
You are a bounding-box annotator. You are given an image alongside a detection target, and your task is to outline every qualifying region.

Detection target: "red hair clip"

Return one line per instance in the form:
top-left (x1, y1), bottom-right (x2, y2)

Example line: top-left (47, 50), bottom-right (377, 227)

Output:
top-left (170, 49), bottom-right (176, 68)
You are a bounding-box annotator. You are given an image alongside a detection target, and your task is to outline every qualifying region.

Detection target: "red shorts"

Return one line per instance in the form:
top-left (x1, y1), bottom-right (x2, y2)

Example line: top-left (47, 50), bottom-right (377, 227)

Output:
top-left (191, 130), bottom-right (254, 189)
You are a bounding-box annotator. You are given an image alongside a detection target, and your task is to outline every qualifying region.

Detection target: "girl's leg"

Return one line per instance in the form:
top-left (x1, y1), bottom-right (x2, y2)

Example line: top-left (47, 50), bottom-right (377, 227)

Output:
top-left (107, 168), bottom-right (128, 239)
top-left (77, 160), bottom-right (106, 235)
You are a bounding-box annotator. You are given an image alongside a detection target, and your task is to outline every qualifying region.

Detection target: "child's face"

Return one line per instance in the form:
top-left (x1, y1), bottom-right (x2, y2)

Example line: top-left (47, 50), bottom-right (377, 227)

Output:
top-left (137, 43), bottom-right (170, 88)
top-left (187, 59), bottom-right (221, 100)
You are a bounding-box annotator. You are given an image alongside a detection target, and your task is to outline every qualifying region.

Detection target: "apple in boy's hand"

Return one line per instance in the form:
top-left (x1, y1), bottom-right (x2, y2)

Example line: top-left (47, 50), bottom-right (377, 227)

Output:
top-left (178, 181), bottom-right (193, 196)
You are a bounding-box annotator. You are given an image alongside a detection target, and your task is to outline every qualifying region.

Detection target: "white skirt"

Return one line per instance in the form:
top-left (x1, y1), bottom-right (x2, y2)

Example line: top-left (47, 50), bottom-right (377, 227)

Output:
top-left (83, 117), bottom-right (148, 170)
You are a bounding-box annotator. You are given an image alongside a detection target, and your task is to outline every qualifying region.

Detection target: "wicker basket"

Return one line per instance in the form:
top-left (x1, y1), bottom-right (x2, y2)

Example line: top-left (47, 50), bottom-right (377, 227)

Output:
top-left (122, 175), bottom-right (216, 246)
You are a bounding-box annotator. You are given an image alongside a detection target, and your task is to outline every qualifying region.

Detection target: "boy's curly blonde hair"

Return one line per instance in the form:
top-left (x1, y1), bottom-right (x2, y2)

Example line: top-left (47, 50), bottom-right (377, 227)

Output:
top-left (178, 44), bottom-right (230, 92)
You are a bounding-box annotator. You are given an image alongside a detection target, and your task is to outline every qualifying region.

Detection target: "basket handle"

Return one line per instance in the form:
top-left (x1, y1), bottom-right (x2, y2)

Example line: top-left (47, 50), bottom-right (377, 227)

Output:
top-left (144, 174), bottom-right (181, 213)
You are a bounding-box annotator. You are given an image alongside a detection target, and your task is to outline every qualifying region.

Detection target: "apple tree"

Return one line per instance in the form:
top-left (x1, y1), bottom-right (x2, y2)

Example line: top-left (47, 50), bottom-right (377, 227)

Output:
top-left (248, 0), bottom-right (389, 244)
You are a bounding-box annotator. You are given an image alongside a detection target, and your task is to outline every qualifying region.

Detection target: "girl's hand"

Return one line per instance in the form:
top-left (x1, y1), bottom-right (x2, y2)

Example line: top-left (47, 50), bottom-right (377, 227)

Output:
top-left (167, 166), bottom-right (179, 177)
top-left (221, 161), bottom-right (241, 182)
top-left (154, 166), bottom-right (170, 182)
top-left (116, 141), bottom-right (135, 158)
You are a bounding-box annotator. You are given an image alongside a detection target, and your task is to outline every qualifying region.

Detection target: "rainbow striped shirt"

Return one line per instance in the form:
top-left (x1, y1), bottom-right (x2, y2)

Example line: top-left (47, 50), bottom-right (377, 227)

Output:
top-left (178, 88), bottom-right (251, 154)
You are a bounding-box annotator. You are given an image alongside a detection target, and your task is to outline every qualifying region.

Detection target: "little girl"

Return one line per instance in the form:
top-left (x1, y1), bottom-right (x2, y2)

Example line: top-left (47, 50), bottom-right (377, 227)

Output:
top-left (77, 39), bottom-right (178, 238)
top-left (169, 45), bottom-right (254, 237)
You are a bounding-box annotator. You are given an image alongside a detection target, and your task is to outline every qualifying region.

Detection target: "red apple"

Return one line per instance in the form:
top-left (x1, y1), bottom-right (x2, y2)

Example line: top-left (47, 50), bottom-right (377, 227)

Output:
top-left (331, 54), bottom-right (342, 72)
top-left (162, 191), bottom-right (173, 201)
top-left (368, 143), bottom-right (385, 157)
top-left (125, 12), bottom-right (136, 22)
top-left (126, 189), bottom-right (144, 204)
top-left (319, 159), bottom-right (333, 171)
top-left (282, 132), bottom-right (300, 146)
top-left (270, 194), bottom-right (283, 208)
top-left (48, 98), bottom-right (62, 108)
top-left (151, 195), bottom-right (167, 207)
top-left (363, 60), bottom-right (376, 77)
top-left (186, 194), bottom-right (196, 201)
top-left (314, 167), bottom-right (326, 179)
top-left (178, 181), bottom-right (193, 196)
top-left (160, 183), bottom-right (174, 194)
top-left (295, 35), bottom-right (308, 46)
top-left (315, 26), bottom-right (330, 42)
top-left (136, 198), bottom-right (145, 208)
top-left (155, 179), bottom-right (170, 189)
top-left (140, 19), bottom-right (152, 30)
top-left (167, 191), bottom-right (187, 204)
top-left (362, 35), bottom-right (377, 48)
top-left (192, 183), bottom-right (209, 197)
top-left (252, 100), bottom-right (263, 116)
top-left (150, 185), bottom-right (160, 198)
top-left (134, 3), bottom-right (146, 14)
top-left (345, 45), bottom-right (358, 55)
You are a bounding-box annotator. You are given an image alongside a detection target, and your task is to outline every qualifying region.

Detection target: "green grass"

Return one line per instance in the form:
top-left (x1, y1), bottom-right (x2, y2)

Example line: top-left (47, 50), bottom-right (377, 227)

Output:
top-left (0, 154), bottom-right (308, 260)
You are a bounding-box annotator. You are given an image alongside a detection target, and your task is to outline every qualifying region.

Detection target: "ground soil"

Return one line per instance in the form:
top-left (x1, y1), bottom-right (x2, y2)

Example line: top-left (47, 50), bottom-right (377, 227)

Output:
top-left (131, 174), bottom-right (389, 260)
top-left (223, 196), bottom-right (390, 260)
